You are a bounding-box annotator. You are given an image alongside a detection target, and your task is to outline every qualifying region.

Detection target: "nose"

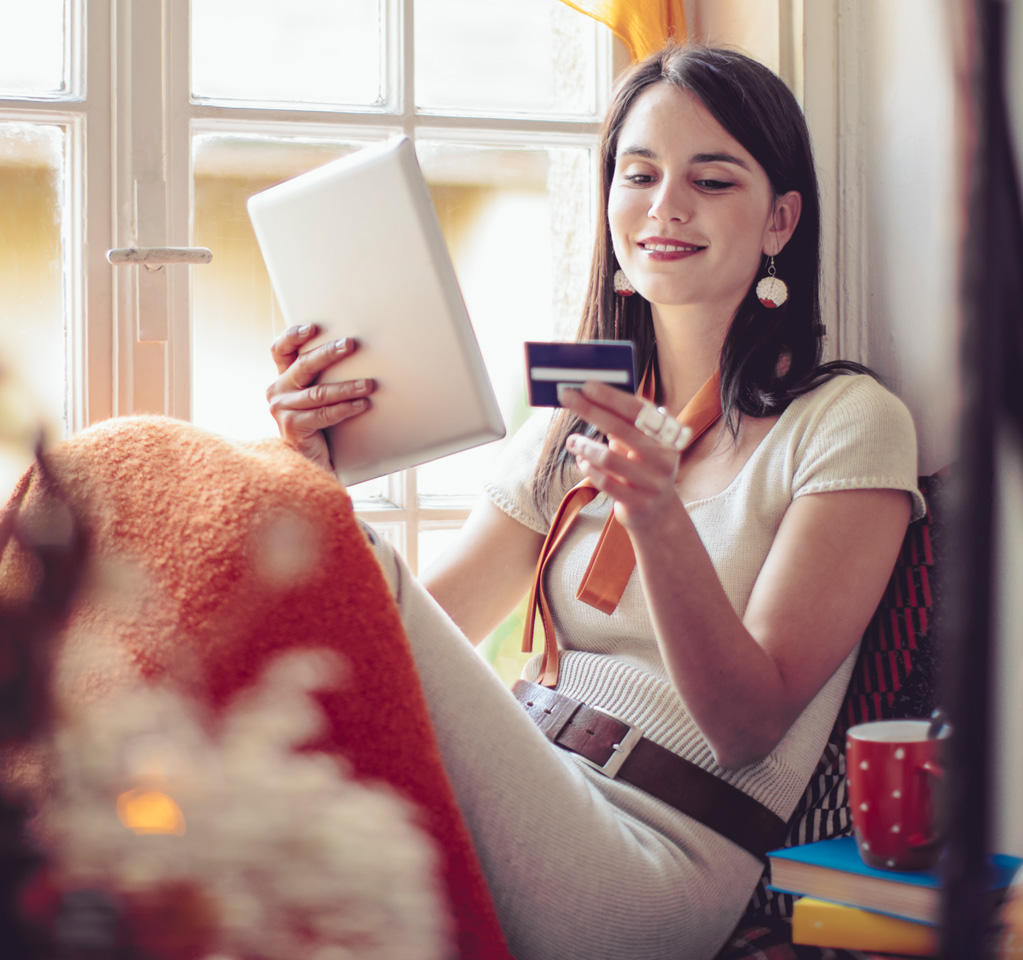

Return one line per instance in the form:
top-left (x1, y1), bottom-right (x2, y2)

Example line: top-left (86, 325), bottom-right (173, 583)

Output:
top-left (647, 177), bottom-right (693, 223)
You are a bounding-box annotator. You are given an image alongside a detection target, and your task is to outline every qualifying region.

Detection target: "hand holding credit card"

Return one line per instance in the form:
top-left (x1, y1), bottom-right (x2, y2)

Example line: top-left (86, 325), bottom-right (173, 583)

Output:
top-left (525, 341), bottom-right (637, 407)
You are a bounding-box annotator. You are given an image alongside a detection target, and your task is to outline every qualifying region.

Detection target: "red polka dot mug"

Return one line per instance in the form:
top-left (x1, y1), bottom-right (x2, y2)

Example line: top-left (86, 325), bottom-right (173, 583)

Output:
top-left (846, 719), bottom-right (949, 871)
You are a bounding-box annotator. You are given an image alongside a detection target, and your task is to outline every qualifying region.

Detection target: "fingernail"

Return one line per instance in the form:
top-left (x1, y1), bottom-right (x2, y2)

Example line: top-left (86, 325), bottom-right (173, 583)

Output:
top-left (351, 398), bottom-right (367, 411)
top-left (566, 435), bottom-right (578, 452)
top-left (557, 383), bottom-right (579, 405)
top-left (334, 338), bottom-right (350, 352)
top-left (354, 379), bottom-right (367, 392)
top-left (297, 324), bottom-right (312, 335)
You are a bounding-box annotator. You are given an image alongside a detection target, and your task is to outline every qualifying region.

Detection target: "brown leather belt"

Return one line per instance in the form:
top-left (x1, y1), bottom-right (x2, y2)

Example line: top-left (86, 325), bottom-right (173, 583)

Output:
top-left (512, 679), bottom-right (787, 861)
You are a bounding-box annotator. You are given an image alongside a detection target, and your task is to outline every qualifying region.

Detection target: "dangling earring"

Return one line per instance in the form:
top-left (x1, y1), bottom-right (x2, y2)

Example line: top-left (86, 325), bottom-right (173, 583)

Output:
top-left (756, 256), bottom-right (788, 308)
top-left (613, 268), bottom-right (635, 297)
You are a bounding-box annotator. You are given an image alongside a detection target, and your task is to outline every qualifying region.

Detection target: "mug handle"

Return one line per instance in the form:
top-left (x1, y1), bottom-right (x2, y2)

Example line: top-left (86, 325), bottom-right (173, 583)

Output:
top-left (907, 760), bottom-right (944, 849)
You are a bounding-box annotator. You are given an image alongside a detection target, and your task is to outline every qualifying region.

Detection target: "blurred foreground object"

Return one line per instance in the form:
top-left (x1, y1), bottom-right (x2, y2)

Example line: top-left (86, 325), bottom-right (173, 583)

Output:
top-left (997, 863), bottom-right (1023, 958)
top-left (1, 414), bottom-right (513, 959)
top-left (25, 651), bottom-right (448, 960)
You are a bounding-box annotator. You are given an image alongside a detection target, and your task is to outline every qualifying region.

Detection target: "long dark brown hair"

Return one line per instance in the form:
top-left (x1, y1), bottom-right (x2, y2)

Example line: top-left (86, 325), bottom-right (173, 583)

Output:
top-left (532, 44), bottom-right (872, 509)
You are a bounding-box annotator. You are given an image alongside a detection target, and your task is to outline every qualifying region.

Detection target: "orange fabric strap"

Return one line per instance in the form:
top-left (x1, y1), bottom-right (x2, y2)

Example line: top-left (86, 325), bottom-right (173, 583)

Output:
top-left (522, 368), bottom-right (722, 687)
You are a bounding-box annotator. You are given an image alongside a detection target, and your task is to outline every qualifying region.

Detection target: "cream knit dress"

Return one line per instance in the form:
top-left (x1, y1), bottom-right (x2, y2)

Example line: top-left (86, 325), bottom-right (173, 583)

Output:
top-left (367, 373), bottom-right (925, 960)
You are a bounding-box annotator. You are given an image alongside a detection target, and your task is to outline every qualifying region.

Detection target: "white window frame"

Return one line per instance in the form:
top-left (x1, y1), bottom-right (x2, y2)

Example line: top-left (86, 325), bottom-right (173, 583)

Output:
top-left (83, 0), bottom-right (619, 572)
top-left (0, 0), bottom-right (105, 437)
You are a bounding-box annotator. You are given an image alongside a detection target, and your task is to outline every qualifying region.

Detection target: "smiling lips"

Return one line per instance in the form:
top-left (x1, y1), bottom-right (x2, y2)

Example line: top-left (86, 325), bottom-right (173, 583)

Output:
top-left (638, 238), bottom-right (705, 260)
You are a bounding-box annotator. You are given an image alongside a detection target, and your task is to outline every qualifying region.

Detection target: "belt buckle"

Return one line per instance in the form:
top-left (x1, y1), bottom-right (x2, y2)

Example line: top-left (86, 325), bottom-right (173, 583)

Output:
top-left (575, 707), bottom-right (644, 779)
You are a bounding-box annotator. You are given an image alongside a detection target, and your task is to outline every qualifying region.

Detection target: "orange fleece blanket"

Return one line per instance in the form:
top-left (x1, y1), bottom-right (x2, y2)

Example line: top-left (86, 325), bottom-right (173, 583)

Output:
top-left (0, 415), bottom-right (511, 960)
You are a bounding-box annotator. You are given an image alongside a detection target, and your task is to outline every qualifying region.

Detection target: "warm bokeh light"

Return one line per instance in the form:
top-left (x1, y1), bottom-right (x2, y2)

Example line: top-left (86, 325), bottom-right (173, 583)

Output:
top-left (116, 788), bottom-right (187, 836)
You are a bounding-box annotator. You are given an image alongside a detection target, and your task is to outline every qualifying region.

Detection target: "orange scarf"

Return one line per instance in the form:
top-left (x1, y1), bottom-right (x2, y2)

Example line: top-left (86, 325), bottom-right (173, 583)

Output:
top-left (522, 368), bottom-right (722, 686)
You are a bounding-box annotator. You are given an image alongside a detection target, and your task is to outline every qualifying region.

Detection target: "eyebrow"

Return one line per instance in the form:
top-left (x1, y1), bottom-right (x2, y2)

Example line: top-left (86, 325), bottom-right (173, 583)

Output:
top-left (616, 146), bottom-right (751, 170)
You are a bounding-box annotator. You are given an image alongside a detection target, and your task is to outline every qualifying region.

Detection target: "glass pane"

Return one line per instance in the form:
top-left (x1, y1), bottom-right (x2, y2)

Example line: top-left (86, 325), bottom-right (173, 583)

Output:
top-left (190, 133), bottom-right (387, 449)
top-left (414, 140), bottom-right (593, 500)
top-left (419, 525), bottom-right (530, 686)
top-left (418, 524), bottom-right (459, 578)
top-left (369, 520), bottom-right (406, 559)
top-left (415, 0), bottom-right (601, 117)
top-left (0, 122), bottom-right (67, 497)
top-left (477, 595), bottom-right (534, 687)
top-left (191, 0), bottom-right (384, 109)
top-left (0, 0), bottom-right (71, 97)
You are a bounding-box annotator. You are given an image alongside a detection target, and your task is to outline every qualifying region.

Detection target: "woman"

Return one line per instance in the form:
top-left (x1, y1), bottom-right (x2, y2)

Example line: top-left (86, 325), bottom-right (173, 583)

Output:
top-left (265, 45), bottom-right (924, 960)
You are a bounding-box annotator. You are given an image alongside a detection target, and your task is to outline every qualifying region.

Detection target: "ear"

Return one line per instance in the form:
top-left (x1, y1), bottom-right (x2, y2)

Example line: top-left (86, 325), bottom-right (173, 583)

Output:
top-left (762, 190), bottom-right (802, 256)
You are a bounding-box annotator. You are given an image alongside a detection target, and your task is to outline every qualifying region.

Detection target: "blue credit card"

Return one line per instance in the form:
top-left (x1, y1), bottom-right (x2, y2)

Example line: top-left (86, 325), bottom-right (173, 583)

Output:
top-left (525, 340), bottom-right (637, 406)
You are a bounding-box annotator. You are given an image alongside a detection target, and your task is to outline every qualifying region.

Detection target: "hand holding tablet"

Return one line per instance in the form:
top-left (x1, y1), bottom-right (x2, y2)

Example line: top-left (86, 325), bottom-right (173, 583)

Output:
top-left (250, 137), bottom-right (505, 486)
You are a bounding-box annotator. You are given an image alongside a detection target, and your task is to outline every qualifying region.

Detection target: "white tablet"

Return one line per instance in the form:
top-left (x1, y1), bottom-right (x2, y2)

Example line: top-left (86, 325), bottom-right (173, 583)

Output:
top-left (248, 137), bottom-right (506, 486)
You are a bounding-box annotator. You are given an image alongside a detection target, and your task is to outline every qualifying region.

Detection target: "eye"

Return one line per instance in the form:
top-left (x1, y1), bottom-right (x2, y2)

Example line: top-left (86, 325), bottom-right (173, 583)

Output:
top-left (694, 179), bottom-right (734, 191)
top-left (621, 171), bottom-right (656, 185)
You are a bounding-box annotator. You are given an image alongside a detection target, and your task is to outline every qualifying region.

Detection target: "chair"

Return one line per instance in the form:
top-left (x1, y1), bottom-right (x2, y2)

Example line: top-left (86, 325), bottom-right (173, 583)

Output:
top-left (715, 473), bottom-right (945, 960)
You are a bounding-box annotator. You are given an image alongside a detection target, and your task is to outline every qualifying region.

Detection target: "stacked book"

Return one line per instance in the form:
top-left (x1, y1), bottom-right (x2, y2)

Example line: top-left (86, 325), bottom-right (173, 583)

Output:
top-left (768, 836), bottom-right (1023, 957)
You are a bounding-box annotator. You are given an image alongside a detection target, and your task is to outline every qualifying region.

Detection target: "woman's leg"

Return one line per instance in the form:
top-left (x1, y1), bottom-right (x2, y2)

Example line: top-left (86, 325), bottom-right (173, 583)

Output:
top-left (366, 530), bottom-right (760, 960)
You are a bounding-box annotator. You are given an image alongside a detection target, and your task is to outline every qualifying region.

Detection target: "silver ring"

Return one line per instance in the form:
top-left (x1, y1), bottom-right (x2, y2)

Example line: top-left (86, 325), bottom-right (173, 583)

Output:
top-left (633, 403), bottom-right (693, 452)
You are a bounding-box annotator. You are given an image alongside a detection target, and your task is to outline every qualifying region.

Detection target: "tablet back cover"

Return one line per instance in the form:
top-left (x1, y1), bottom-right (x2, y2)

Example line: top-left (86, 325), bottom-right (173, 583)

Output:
top-left (248, 137), bottom-right (505, 485)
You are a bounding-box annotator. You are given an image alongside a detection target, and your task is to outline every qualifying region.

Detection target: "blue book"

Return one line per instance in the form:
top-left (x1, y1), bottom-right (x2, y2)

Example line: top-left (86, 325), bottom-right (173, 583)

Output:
top-left (768, 835), bottom-right (1022, 924)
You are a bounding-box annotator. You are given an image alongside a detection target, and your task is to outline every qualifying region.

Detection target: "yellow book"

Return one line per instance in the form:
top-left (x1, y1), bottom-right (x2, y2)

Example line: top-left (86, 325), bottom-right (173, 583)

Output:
top-left (792, 896), bottom-right (938, 956)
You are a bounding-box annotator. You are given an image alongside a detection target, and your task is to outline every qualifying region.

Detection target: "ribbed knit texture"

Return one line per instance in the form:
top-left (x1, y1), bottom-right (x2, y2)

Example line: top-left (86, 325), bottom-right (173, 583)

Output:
top-left (370, 534), bottom-right (772, 960)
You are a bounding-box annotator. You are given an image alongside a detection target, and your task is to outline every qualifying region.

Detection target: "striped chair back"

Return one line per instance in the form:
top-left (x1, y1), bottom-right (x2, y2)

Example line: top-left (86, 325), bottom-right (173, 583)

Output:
top-left (745, 472), bottom-right (945, 922)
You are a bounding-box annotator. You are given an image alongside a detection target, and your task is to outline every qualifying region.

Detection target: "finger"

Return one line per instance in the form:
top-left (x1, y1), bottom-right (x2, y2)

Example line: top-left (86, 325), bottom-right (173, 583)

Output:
top-left (573, 453), bottom-right (646, 506)
top-left (632, 403), bottom-right (694, 453)
top-left (270, 324), bottom-right (320, 373)
top-left (566, 434), bottom-right (672, 490)
top-left (275, 396), bottom-right (373, 439)
top-left (580, 380), bottom-right (645, 419)
top-left (286, 377), bottom-right (376, 411)
top-left (563, 390), bottom-right (678, 463)
top-left (573, 453), bottom-right (673, 531)
top-left (284, 337), bottom-right (359, 390)
top-left (559, 383), bottom-right (647, 445)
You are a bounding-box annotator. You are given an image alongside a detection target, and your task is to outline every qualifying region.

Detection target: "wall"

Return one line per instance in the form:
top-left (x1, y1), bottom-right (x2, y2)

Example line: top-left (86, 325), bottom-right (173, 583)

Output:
top-left (857, 3), bottom-right (961, 477)
top-left (837, 0), bottom-right (1023, 855)
top-left (684, 0), bottom-right (781, 73)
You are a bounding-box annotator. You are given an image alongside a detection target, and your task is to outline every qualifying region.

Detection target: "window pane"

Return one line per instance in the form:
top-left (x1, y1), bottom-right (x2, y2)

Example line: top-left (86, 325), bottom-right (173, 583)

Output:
top-left (414, 140), bottom-right (593, 500)
top-left (0, 0), bottom-right (71, 97)
top-left (477, 595), bottom-right (533, 687)
top-left (191, 0), bottom-right (385, 109)
top-left (419, 525), bottom-right (530, 686)
top-left (370, 520), bottom-right (406, 560)
top-left (190, 133), bottom-right (387, 447)
top-left (0, 122), bottom-right (67, 480)
top-left (415, 0), bottom-right (601, 117)
top-left (418, 524), bottom-right (458, 577)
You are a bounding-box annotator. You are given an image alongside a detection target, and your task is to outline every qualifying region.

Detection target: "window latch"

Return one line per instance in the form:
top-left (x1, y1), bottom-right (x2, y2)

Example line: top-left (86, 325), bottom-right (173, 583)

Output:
top-left (106, 247), bottom-right (213, 269)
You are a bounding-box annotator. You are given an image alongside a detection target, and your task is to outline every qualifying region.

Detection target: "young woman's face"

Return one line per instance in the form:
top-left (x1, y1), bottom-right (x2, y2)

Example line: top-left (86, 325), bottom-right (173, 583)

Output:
top-left (607, 82), bottom-right (793, 318)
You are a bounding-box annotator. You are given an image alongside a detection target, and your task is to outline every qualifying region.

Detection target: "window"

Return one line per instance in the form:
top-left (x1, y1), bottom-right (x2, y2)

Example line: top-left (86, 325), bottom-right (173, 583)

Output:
top-left (0, 0), bottom-right (83, 485)
top-left (1, 0), bottom-right (617, 678)
top-left (186, 1), bottom-right (613, 574)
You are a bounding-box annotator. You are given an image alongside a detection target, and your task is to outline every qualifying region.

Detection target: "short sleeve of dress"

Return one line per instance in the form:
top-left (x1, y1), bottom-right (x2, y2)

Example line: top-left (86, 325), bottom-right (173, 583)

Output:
top-left (791, 375), bottom-right (927, 521)
top-left (483, 411), bottom-right (557, 535)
